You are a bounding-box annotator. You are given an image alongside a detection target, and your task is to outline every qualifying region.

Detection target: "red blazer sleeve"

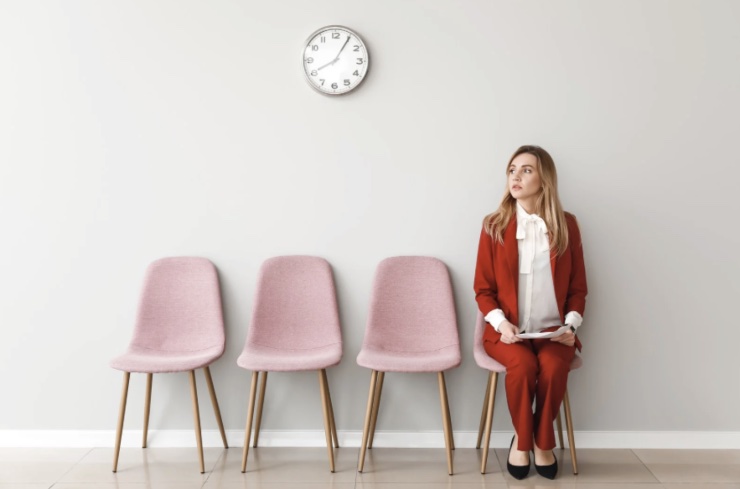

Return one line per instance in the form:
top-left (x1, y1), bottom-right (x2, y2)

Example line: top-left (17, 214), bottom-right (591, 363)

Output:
top-left (474, 228), bottom-right (500, 316)
top-left (565, 214), bottom-right (587, 316)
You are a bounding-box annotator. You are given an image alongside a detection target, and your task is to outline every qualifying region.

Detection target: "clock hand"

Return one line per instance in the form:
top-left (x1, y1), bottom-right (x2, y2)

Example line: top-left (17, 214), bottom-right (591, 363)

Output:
top-left (335, 35), bottom-right (351, 59)
top-left (317, 35), bottom-right (351, 71)
top-left (317, 59), bottom-right (337, 71)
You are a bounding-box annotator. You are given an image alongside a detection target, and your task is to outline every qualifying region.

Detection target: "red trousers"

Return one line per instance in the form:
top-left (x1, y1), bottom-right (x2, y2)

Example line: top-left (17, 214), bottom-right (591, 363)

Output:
top-left (484, 333), bottom-right (575, 451)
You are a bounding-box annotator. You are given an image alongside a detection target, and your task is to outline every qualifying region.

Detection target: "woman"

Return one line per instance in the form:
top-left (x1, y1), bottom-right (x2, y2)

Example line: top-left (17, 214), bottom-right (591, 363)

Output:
top-left (474, 145), bottom-right (587, 480)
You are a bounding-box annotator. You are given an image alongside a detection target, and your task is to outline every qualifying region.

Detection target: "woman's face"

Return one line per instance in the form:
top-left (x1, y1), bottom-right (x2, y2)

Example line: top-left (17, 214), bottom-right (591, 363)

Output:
top-left (508, 153), bottom-right (542, 202)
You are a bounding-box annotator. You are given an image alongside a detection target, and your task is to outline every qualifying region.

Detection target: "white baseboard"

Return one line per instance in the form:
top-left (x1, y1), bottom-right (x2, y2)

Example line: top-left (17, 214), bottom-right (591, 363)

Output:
top-left (2, 430), bottom-right (739, 449)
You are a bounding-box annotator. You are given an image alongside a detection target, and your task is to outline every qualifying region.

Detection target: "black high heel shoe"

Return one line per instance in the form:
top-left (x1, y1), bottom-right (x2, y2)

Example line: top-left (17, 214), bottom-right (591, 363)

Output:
top-left (534, 449), bottom-right (558, 480)
top-left (506, 435), bottom-right (530, 480)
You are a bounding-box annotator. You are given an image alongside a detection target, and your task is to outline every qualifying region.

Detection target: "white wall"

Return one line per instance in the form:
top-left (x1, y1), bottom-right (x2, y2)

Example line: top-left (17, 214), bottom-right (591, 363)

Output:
top-left (1, 0), bottom-right (739, 440)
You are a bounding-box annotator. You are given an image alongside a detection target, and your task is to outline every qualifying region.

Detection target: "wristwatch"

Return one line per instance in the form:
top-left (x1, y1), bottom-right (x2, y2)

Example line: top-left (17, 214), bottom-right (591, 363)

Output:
top-left (569, 325), bottom-right (577, 334)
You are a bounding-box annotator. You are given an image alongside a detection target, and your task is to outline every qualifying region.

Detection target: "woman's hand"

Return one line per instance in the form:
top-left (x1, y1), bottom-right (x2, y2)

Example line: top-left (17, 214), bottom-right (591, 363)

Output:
top-left (551, 330), bottom-right (576, 346)
top-left (499, 321), bottom-right (522, 344)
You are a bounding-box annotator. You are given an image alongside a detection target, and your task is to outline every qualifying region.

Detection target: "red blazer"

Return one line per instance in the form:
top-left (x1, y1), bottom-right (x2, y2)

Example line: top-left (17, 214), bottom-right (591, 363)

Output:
top-left (474, 212), bottom-right (587, 351)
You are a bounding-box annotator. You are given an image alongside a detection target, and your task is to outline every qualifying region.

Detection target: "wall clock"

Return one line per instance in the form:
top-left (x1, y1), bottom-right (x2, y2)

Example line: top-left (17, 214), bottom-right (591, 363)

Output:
top-left (302, 25), bottom-right (369, 95)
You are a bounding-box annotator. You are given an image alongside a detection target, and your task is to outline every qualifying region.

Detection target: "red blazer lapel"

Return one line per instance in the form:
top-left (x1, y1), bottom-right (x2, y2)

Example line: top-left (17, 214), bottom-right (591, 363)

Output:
top-left (504, 216), bottom-right (519, 286)
top-left (503, 217), bottom-right (519, 325)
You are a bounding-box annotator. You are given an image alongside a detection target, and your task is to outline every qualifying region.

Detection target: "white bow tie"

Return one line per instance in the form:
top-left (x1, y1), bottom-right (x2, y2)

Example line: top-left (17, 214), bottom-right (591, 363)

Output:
top-left (517, 214), bottom-right (548, 274)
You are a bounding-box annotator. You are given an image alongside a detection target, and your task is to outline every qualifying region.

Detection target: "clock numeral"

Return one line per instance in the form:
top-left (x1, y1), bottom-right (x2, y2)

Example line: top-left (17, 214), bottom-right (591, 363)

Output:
top-left (353, 70), bottom-right (359, 76)
top-left (310, 70), bottom-right (318, 76)
top-left (332, 32), bottom-right (340, 39)
top-left (306, 57), bottom-right (314, 64)
top-left (320, 79), bottom-right (325, 86)
top-left (353, 45), bottom-right (360, 52)
top-left (320, 36), bottom-right (326, 43)
top-left (344, 79), bottom-right (350, 86)
top-left (331, 82), bottom-right (338, 89)
top-left (312, 45), bottom-right (319, 51)
top-left (356, 58), bottom-right (364, 65)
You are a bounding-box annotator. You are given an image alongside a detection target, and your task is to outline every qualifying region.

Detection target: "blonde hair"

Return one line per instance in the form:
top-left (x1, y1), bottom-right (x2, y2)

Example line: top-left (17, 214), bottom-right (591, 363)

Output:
top-left (483, 145), bottom-right (569, 255)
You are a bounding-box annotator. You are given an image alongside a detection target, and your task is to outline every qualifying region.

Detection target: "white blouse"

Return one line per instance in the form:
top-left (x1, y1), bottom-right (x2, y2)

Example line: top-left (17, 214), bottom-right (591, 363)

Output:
top-left (485, 203), bottom-right (583, 333)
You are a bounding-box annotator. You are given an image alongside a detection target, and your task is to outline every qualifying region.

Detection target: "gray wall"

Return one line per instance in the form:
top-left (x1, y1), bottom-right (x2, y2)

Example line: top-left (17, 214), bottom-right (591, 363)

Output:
top-left (1, 0), bottom-right (739, 437)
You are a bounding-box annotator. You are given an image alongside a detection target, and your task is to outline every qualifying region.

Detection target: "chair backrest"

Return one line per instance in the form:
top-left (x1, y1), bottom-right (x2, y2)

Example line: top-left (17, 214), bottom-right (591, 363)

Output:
top-left (130, 257), bottom-right (224, 352)
top-left (245, 256), bottom-right (342, 351)
top-left (362, 256), bottom-right (459, 353)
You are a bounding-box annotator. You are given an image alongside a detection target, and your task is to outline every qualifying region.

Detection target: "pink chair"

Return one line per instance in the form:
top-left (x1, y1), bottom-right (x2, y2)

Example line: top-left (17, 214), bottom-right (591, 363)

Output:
top-left (474, 312), bottom-right (581, 475)
top-left (110, 257), bottom-right (228, 474)
top-left (356, 256), bottom-right (461, 475)
top-left (237, 256), bottom-right (342, 473)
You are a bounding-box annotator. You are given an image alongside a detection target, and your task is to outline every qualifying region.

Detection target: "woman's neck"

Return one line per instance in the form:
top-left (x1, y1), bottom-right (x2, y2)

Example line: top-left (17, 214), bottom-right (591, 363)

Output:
top-left (517, 199), bottom-right (537, 215)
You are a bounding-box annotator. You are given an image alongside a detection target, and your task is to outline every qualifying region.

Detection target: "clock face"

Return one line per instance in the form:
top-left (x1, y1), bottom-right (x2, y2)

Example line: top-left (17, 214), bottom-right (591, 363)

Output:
top-left (302, 26), bottom-right (369, 95)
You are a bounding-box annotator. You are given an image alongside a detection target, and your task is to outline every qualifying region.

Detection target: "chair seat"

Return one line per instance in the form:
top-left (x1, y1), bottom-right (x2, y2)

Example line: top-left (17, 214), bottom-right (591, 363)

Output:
top-left (357, 344), bottom-right (461, 373)
top-left (237, 341), bottom-right (342, 372)
top-left (474, 341), bottom-right (508, 373)
top-left (110, 344), bottom-right (224, 373)
top-left (473, 312), bottom-right (582, 373)
top-left (474, 348), bottom-right (582, 373)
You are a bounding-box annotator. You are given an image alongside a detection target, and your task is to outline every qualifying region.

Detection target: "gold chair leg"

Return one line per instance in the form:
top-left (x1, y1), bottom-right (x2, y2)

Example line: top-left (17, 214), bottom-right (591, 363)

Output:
top-left (241, 371), bottom-right (259, 473)
top-left (318, 369), bottom-right (336, 472)
top-left (253, 371), bottom-right (268, 448)
top-left (142, 373), bottom-right (153, 448)
top-left (437, 372), bottom-right (454, 476)
top-left (563, 388), bottom-right (578, 475)
top-left (188, 370), bottom-right (205, 474)
top-left (442, 373), bottom-right (455, 451)
top-left (203, 366), bottom-right (228, 449)
top-left (358, 370), bottom-right (378, 473)
top-left (321, 369), bottom-right (339, 448)
top-left (112, 372), bottom-right (130, 473)
top-left (480, 371), bottom-right (498, 474)
top-left (476, 372), bottom-right (493, 449)
top-left (556, 411), bottom-right (564, 449)
top-left (367, 371), bottom-right (384, 449)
